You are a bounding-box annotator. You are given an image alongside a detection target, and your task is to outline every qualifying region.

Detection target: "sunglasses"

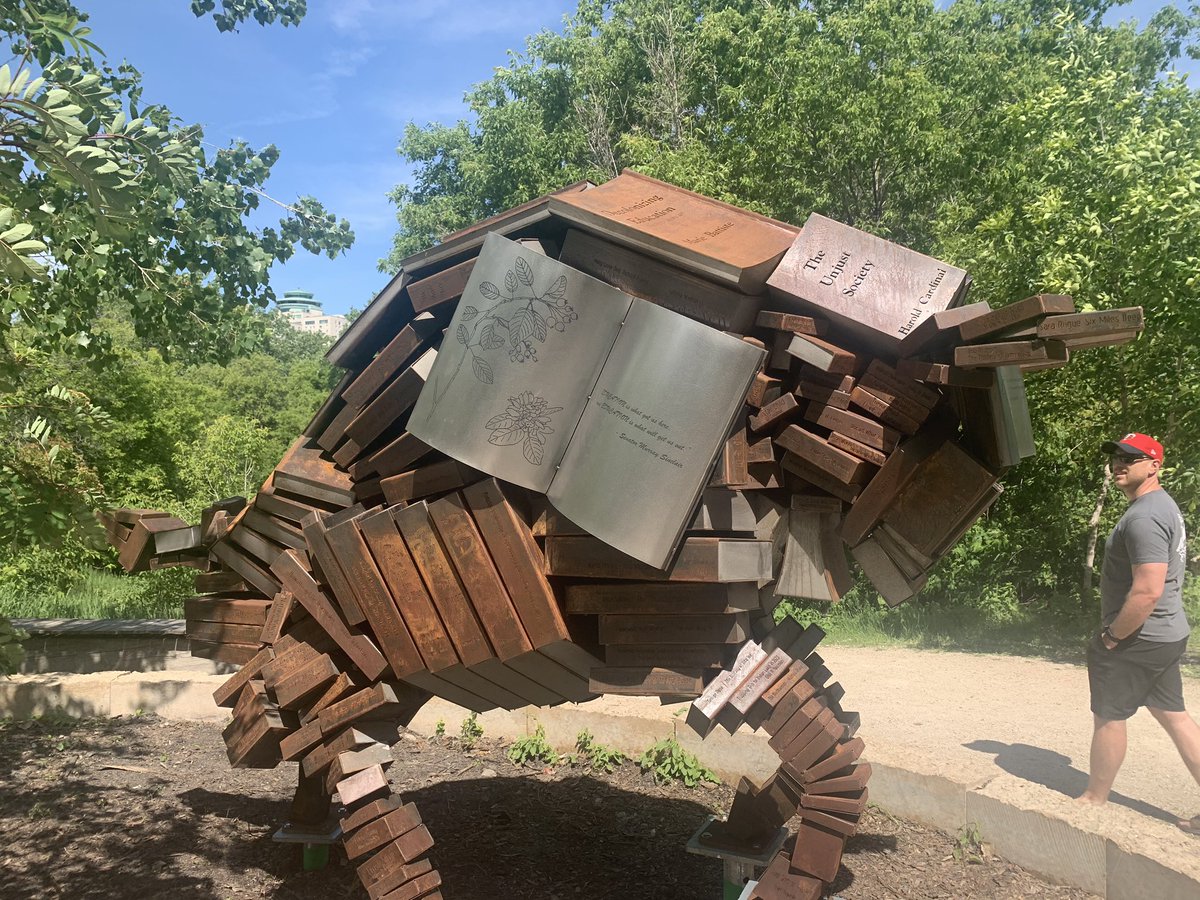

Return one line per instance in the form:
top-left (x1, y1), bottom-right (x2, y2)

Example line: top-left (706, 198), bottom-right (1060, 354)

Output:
top-left (1109, 453), bottom-right (1151, 466)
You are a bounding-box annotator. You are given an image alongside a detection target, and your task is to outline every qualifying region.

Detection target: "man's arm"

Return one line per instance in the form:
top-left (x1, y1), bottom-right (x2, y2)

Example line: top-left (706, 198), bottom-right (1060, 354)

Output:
top-left (1105, 562), bottom-right (1168, 643)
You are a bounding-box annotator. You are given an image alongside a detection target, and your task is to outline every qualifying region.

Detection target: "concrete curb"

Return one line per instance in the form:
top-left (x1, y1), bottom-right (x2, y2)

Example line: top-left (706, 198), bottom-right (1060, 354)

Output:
top-left (2, 671), bottom-right (1196, 900)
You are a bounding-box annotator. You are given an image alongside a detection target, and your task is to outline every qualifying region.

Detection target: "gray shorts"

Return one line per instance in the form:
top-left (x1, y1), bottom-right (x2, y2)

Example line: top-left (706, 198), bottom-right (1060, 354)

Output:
top-left (1087, 635), bottom-right (1188, 721)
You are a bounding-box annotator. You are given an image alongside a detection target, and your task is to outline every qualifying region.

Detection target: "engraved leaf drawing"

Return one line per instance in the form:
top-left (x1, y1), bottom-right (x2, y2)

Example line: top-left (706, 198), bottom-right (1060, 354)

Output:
top-left (461, 306), bottom-right (479, 322)
top-left (479, 322), bottom-right (505, 350)
top-left (545, 275), bottom-right (567, 302)
top-left (487, 426), bottom-right (524, 446)
top-left (524, 439), bottom-right (544, 466)
top-left (456, 324), bottom-right (469, 345)
top-left (472, 356), bottom-right (494, 384)
top-left (479, 281), bottom-right (500, 301)
top-left (510, 308), bottom-right (537, 345)
top-left (505, 270), bottom-right (518, 293)
top-left (515, 256), bottom-right (534, 287)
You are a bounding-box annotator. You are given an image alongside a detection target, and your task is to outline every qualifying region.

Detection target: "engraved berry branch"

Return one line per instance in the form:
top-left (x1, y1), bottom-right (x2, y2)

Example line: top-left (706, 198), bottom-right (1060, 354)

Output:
top-left (430, 254), bottom-right (578, 406)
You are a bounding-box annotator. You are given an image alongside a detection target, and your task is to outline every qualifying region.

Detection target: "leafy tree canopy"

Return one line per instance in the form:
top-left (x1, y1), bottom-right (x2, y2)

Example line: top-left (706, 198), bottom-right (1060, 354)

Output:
top-left (0, 0), bottom-right (348, 549)
top-left (385, 0), bottom-right (1200, 609)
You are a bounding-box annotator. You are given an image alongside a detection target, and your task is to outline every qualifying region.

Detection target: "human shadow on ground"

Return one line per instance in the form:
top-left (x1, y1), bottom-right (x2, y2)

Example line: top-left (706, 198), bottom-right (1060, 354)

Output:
top-left (964, 739), bottom-right (1177, 822)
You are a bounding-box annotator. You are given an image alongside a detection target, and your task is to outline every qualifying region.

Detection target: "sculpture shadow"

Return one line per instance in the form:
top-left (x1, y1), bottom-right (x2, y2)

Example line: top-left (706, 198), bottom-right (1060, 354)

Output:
top-left (964, 739), bottom-right (1177, 823)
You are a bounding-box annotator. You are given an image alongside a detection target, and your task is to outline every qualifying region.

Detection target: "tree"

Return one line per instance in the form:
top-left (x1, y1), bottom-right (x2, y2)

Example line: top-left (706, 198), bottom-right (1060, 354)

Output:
top-left (385, 0), bottom-right (1200, 610)
top-left (0, 1), bottom-right (351, 548)
top-left (176, 414), bottom-right (274, 512)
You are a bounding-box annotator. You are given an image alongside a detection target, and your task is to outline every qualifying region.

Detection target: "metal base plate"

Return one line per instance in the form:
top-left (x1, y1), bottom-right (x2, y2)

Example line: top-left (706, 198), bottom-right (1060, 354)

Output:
top-left (272, 821), bottom-right (343, 845)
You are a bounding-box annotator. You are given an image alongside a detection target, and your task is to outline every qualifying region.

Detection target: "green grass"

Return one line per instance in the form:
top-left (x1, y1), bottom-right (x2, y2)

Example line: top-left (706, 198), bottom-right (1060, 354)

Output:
top-left (0, 568), bottom-right (190, 620)
top-left (781, 594), bottom-right (1200, 678)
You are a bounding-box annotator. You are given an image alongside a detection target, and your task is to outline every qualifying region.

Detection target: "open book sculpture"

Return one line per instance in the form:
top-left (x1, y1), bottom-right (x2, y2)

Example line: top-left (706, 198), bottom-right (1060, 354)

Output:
top-left (102, 170), bottom-right (1142, 900)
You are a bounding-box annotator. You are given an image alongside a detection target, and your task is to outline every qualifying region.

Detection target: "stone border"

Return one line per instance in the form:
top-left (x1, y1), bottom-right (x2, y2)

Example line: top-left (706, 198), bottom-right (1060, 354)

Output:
top-left (1, 672), bottom-right (1195, 900)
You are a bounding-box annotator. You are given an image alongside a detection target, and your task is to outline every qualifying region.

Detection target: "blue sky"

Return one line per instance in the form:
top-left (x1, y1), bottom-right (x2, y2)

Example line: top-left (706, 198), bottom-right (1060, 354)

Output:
top-left (84, 1), bottom-right (1195, 318)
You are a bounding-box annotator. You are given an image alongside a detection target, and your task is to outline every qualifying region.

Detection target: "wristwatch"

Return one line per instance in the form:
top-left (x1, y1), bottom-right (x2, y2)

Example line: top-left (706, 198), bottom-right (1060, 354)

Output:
top-left (1101, 626), bottom-right (1120, 648)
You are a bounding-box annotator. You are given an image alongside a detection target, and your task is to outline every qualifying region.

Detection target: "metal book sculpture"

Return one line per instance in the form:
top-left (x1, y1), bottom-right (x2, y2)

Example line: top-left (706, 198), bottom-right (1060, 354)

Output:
top-left (102, 170), bottom-right (1143, 900)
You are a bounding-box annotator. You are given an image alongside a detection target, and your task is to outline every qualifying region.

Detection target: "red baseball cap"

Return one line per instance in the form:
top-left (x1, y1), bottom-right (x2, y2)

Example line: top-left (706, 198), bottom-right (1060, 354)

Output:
top-left (1101, 432), bottom-right (1164, 461)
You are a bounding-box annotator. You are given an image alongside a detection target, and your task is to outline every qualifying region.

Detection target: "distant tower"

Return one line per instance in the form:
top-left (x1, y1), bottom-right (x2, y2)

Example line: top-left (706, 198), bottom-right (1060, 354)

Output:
top-left (276, 290), bottom-right (347, 339)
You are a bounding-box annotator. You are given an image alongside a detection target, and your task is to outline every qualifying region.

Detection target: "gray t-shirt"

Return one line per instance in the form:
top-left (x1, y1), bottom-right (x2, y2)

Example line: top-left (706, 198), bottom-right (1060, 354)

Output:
top-left (1100, 488), bottom-right (1190, 642)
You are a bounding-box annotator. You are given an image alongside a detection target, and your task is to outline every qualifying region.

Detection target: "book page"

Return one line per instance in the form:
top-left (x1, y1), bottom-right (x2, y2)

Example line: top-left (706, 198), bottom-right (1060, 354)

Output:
top-left (548, 300), bottom-right (765, 567)
top-left (408, 233), bottom-right (632, 492)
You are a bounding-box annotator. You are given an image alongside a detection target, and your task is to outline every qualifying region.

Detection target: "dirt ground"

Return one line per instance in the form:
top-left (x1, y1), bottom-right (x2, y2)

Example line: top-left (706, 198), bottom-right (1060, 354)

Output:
top-left (0, 714), bottom-right (1098, 899)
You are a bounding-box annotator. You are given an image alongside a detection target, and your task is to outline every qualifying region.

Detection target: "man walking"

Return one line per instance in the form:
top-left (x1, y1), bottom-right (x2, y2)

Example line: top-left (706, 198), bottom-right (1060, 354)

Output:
top-left (1078, 432), bottom-right (1200, 833)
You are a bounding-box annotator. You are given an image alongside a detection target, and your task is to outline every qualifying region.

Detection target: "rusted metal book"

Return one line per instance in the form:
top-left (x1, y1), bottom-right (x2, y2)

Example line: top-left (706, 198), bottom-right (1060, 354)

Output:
top-left (392, 501), bottom-right (493, 667)
top-left (186, 619), bottom-right (262, 647)
top-left (254, 487), bottom-right (340, 525)
top-left (854, 379), bottom-right (933, 430)
top-left (896, 358), bottom-right (995, 388)
top-left (270, 549), bottom-right (389, 682)
top-left (363, 858), bottom-right (435, 900)
top-left (184, 596), bottom-right (271, 626)
top-left (212, 645), bottom-right (275, 708)
top-left (380, 459), bottom-right (481, 505)
top-left (336, 763), bottom-right (390, 806)
top-left (358, 432), bottom-right (436, 481)
top-left (784, 333), bottom-right (858, 375)
top-left (899, 300), bottom-right (992, 354)
top-left (805, 402), bottom-right (899, 453)
top-left (407, 256), bottom-right (477, 315)
top-left (301, 672), bottom-right (358, 726)
top-left (544, 535), bottom-right (773, 582)
top-left (341, 795), bottom-right (406, 836)
top-left (273, 654), bottom-right (339, 710)
top-left (850, 536), bottom-right (927, 606)
top-left (548, 169), bottom-right (798, 293)
top-left (341, 314), bottom-right (448, 411)
top-left (241, 508), bottom-right (307, 551)
top-left (344, 348), bottom-right (437, 451)
top-left (564, 581), bottom-right (758, 615)
top-left (954, 338), bottom-right (1069, 369)
top-left (317, 683), bottom-right (404, 737)
top-left (780, 453), bottom-right (863, 503)
top-left (776, 425), bottom-right (874, 484)
top-left (881, 440), bottom-right (996, 557)
top-left (587, 666), bottom-right (705, 696)
top-left (767, 212), bottom-right (969, 353)
top-left (300, 512), bottom-right (366, 626)
top-left (600, 612), bottom-right (749, 645)
top-left (863, 359), bottom-right (939, 409)
top-left (355, 508), bottom-right (458, 673)
top-left (958, 293), bottom-right (1075, 342)
top-left (355, 824), bottom-right (435, 887)
top-left (209, 539), bottom-right (281, 599)
top-left (345, 802), bottom-right (423, 860)
top-left (325, 516), bottom-right (426, 679)
top-left (796, 380), bottom-right (851, 409)
top-left (801, 736), bottom-right (865, 784)
top-left (755, 309), bottom-right (826, 336)
top-left (788, 819), bottom-right (846, 883)
top-left (750, 856), bottom-right (823, 900)
top-left (461, 479), bottom-right (601, 681)
top-left (839, 422), bottom-right (951, 547)
top-left (272, 438), bottom-right (355, 507)
top-left (258, 591), bottom-right (295, 645)
top-left (805, 762), bottom-right (872, 795)
top-left (190, 639), bottom-right (259, 666)
top-left (746, 434), bottom-right (775, 464)
top-left (560, 228), bottom-right (762, 332)
top-left (749, 392), bottom-right (801, 433)
top-left (604, 643), bottom-right (738, 669)
top-left (746, 372), bottom-right (783, 408)
top-left (827, 431), bottom-right (887, 467)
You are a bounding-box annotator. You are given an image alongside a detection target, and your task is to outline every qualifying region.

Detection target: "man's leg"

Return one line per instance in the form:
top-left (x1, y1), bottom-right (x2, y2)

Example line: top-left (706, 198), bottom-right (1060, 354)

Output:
top-left (1078, 715), bottom-right (1127, 805)
top-left (1148, 707), bottom-right (1200, 787)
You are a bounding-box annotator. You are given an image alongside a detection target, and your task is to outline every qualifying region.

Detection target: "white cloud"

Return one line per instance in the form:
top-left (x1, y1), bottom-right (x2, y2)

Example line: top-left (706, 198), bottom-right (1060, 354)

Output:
top-left (323, 0), bottom-right (569, 42)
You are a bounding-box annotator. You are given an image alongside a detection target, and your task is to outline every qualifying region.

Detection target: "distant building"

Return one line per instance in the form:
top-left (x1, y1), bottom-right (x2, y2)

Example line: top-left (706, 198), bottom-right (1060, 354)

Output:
top-left (276, 290), bottom-right (347, 339)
